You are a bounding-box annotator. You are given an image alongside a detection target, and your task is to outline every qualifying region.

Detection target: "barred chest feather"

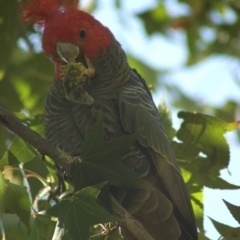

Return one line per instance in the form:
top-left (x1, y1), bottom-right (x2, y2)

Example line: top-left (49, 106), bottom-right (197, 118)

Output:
top-left (44, 78), bottom-right (150, 177)
top-left (45, 80), bottom-right (122, 154)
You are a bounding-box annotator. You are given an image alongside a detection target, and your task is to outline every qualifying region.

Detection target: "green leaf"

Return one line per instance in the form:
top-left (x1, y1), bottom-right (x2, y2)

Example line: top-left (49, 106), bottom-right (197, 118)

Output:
top-left (73, 112), bottom-right (149, 191)
top-left (137, 4), bottom-right (169, 35)
top-left (221, 228), bottom-right (240, 240)
top-left (0, 136), bottom-right (38, 167)
top-left (178, 152), bottom-right (240, 190)
top-left (0, 173), bottom-right (6, 215)
top-left (24, 156), bottom-right (50, 202)
top-left (186, 27), bottom-right (202, 65)
top-left (0, 173), bottom-right (5, 237)
top-left (191, 192), bottom-right (204, 232)
top-left (204, 177), bottom-right (240, 190)
top-left (4, 180), bottom-right (31, 232)
top-left (35, 214), bottom-right (56, 240)
top-left (0, 0), bottom-right (20, 77)
top-left (14, 113), bottom-right (44, 134)
top-left (197, 232), bottom-right (211, 240)
top-left (176, 111), bottom-right (231, 178)
top-left (223, 199), bottom-right (240, 224)
top-left (209, 217), bottom-right (231, 236)
top-left (225, 121), bottom-right (240, 132)
top-left (0, 124), bottom-right (14, 159)
top-left (2, 214), bottom-right (38, 240)
top-left (214, 100), bottom-right (239, 124)
top-left (209, 217), bottom-right (240, 239)
top-left (47, 182), bottom-right (117, 240)
top-left (0, 72), bottom-right (24, 113)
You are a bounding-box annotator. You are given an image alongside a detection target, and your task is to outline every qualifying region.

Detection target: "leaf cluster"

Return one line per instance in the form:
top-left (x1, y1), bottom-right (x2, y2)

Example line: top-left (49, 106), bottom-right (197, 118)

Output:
top-left (0, 111), bottom-right (148, 239)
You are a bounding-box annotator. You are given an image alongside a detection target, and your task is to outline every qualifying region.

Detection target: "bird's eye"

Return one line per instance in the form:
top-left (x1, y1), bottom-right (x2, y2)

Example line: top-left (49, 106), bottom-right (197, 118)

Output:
top-left (79, 28), bottom-right (86, 39)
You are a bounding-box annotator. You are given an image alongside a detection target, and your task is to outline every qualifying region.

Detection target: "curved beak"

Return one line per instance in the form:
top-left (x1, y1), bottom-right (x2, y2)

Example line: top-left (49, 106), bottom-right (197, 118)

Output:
top-left (56, 42), bottom-right (79, 63)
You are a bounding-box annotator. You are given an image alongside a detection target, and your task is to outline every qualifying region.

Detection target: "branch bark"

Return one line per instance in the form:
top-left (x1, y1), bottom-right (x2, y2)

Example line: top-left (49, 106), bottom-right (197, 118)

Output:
top-left (0, 105), bottom-right (155, 240)
top-left (0, 106), bottom-right (73, 171)
top-left (111, 195), bottom-right (155, 240)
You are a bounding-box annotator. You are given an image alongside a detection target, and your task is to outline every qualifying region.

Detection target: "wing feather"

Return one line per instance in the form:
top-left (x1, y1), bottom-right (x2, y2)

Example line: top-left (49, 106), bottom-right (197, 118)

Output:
top-left (118, 69), bottom-right (196, 230)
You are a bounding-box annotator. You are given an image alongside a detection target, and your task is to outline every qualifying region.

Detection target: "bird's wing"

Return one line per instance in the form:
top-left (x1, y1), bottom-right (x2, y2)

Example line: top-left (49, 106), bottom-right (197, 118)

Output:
top-left (118, 69), bottom-right (196, 230)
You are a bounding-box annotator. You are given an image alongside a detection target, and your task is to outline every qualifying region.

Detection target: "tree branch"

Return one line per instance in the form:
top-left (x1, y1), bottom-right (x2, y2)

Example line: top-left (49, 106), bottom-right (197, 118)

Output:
top-left (111, 195), bottom-right (155, 240)
top-left (0, 106), bottom-right (155, 240)
top-left (0, 106), bottom-right (73, 171)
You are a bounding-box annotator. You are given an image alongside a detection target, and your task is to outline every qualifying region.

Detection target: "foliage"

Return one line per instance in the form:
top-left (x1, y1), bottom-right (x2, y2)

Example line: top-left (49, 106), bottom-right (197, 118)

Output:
top-left (0, 0), bottom-right (240, 239)
top-left (137, 0), bottom-right (240, 65)
top-left (72, 112), bottom-right (148, 192)
top-left (171, 111), bottom-right (240, 233)
top-left (47, 182), bottom-right (117, 240)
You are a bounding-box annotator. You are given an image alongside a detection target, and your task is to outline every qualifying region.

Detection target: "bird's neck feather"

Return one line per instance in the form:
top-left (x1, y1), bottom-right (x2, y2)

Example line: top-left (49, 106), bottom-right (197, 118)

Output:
top-left (92, 40), bottom-right (130, 90)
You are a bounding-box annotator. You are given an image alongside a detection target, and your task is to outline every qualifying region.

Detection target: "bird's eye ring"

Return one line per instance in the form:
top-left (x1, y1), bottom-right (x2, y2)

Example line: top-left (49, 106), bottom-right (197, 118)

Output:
top-left (79, 28), bottom-right (86, 39)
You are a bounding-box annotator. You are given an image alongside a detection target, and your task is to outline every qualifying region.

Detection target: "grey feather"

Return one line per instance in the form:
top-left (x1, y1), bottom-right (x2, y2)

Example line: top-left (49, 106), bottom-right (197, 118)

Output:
top-left (44, 40), bottom-right (198, 240)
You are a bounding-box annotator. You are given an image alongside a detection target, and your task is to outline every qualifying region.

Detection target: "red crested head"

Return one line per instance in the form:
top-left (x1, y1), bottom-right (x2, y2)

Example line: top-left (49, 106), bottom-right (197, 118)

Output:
top-left (21, 0), bottom-right (114, 78)
top-left (21, 0), bottom-right (78, 26)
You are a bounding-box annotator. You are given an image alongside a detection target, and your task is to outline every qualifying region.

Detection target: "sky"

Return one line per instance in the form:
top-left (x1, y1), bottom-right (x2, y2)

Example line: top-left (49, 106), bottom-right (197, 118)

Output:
top-left (87, 0), bottom-right (240, 239)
